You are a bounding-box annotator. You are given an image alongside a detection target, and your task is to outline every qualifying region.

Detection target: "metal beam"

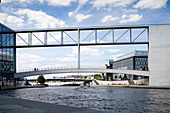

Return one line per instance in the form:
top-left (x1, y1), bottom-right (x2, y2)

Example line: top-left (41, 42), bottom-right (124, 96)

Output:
top-left (28, 32), bottom-right (32, 45)
top-left (98, 30), bottom-right (112, 43)
top-left (13, 33), bottom-right (16, 73)
top-left (48, 33), bottom-right (60, 44)
top-left (0, 42), bottom-right (149, 48)
top-left (32, 33), bottom-right (45, 45)
top-left (0, 25), bottom-right (149, 34)
top-left (17, 34), bottom-right (28, 45)
top-left (115, 29), bottom-right (129, 42)
top-left (78, 29), bottom-right (80, 69)
top-left (44, 32), bottom-right (47, 45)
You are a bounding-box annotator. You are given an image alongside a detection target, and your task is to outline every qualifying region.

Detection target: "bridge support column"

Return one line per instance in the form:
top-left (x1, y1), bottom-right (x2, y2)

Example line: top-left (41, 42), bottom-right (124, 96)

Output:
top-left (149, 25), bottom-right (170, 86)
top-left (78, 29), bottom-right (80, 69)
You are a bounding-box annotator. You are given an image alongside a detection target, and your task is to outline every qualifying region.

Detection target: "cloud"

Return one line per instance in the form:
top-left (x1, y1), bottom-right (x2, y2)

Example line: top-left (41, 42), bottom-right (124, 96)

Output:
top-left (1, 0), bottom-right (76, 7)
top-left (72, 47), bottom-right (105, 56)
top-left (101, 15), bottom-right (119, 23)
top-left (68, 11), bottom-right (74, 17)
top-left (122, 9), bottom-right (138, 13)
top-left (107, 49), bottom-right (121, 53)
top-left (112, 54), bottom-right (123, 60)
top-left (56, 57), bottom-right (77, 62)
top-left (39, 0), bottom-right (76, 7)
top-left (1, 0), bottom-right (32, 4)
top-left (79, 0), bottom-right (88, 5)
top-left (75, 14), bottom-right (92, 22)
top-left (119, 14), bottom-right (143, 23)
top-left (0, 13), bottom-right (25, 28)
top-left (18, 53), bottom-right (46, 62)
top-left (70, 0), bottom-right (89, 17)
top-left (66, 54), bottom-right (75, 57)
top-left (133, 0), bottom-right (168, 10)
top-left (6, 15), bottom-right (25, 27)
top-left (0, 13), bottom-right (7, 23)
top-left (17, 53), bottom-right (46, 70)
top-left (90, 0), bottom-right (137, 9)
top-left (14, 9), bottom-right (66, 28)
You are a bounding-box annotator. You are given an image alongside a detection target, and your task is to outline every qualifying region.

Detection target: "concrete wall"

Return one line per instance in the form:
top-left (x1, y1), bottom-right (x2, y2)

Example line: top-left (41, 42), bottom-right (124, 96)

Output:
top-left (92, 79), bottom-right (148, 86)
top-left (149, 25), bottom-right (170, 85)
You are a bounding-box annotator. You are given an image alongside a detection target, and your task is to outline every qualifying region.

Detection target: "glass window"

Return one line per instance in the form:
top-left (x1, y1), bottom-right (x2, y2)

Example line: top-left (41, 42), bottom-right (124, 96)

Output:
top-left (0, 24), bottom-right (14, 82)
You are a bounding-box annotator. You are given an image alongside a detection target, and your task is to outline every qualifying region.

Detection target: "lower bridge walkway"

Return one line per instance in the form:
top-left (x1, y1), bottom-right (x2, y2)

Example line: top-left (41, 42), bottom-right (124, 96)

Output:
top-left (14, 67), bottom-right (149, 78)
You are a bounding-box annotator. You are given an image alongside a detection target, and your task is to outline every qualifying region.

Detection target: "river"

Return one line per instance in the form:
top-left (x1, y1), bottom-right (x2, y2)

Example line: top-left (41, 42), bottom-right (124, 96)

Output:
top-left (0, 86), bottom-right (170, 113)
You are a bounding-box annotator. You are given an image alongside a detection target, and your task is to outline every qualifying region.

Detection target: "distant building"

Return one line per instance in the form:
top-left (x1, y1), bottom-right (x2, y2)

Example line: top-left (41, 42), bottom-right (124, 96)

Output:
top-left (105, 50), bottom-right (148, 80)
top-left (112, 50), bottom-right (148, 70)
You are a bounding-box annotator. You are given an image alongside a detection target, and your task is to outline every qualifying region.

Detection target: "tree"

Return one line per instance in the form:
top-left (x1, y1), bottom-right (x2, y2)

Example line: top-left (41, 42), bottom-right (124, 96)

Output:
top-left (146, 64), bottom-right (148, 70)
top-left (37, 75), bottom-right (45, 84)
top-left (119, 75), bottom-right (122, 79)
top-left (110, 75), bottom-right (113, 81)
top-left (124, 74), bottom-right (127, 79)
top-left (94, 74), bottom-right (102, 79)
top-left (102, 74), bottom-right (105, 80)
top-left (115, 75), bottom-right (117, 79)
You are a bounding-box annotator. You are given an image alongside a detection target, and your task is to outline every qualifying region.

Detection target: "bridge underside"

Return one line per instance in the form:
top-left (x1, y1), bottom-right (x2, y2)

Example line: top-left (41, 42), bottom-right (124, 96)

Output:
top-left (14, 68), bottom-right (149, 78)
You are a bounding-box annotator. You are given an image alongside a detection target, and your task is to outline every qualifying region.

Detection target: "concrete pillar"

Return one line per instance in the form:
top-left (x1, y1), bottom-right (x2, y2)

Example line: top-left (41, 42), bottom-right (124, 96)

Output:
top-left (149, 25), bottom-right (170, 86)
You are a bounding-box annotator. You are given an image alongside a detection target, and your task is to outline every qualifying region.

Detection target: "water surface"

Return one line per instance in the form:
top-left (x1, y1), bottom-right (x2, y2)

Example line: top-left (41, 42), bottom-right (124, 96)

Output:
top-left (0, 86), bottom-right (169, 113)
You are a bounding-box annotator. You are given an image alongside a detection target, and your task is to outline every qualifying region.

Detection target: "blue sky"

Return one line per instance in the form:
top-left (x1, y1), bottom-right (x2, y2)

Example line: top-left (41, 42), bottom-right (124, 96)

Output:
top-left (0, 0), bottom-right (169, 75)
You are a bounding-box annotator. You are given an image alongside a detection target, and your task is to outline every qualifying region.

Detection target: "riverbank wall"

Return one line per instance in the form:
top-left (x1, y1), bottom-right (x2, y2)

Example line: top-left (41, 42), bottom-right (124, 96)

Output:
top-left (0, 95), bottom-right (110, 113)
top-left (91, 79), bottom-right (149, 86)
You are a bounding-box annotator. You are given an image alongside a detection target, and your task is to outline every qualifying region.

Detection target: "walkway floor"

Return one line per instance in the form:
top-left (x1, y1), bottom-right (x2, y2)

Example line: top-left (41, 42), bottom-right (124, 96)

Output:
top-left (0, 95), bottom-right (110, 113)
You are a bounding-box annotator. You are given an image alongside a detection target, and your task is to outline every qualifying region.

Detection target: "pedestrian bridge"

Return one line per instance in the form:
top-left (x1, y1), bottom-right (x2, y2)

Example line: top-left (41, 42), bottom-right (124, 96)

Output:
top-left (14, 68), bottom-right (149, 78)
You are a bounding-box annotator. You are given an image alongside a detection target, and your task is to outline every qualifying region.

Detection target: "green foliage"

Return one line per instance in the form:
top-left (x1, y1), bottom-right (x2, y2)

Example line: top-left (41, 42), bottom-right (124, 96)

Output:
top-left (94, 74), bottom-right (102, 79)
top-left (119, 75), bottom-right (122, 79)
top-left (37, 75), bottom-right (45, 84)
top-left (146, 64), bottom-right (148, 70)
top-left (110, 75), bottom-right (113, 80)
top-left (124, 74), bottom-right (127, 79)
top-left (106, 75), bottom-right (109, 81)
top-left (102, 75), bottom-right (105, 79)
top-left (84, 76), bottom-right (87, 79)
top-left (115, 75), bottom-right (117, 79)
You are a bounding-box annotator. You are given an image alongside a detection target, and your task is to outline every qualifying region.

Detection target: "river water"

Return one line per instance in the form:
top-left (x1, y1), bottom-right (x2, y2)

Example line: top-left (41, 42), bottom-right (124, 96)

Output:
top-left (0, 86), bottom-right (170, 113)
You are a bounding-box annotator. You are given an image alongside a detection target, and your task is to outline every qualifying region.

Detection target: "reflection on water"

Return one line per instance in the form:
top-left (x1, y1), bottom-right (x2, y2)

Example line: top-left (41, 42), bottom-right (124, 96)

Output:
top-left (0, 86), bottom-right (170, 113)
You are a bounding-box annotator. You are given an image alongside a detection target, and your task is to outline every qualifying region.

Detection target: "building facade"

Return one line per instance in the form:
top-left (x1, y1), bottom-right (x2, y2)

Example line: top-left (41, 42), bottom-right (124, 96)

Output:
top-left (112, 50), bottom-right (148, 70)
top-left (0, 23), bottom-right (15, 88)
top-left (111, 50), bottom-right (148, 70)
top-left (105, 50), bottom-right (148, 80)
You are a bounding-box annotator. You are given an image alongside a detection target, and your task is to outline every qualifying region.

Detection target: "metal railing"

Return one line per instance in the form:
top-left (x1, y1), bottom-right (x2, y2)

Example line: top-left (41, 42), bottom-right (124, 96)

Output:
top-left (17, 66), bottom-right (106, 73)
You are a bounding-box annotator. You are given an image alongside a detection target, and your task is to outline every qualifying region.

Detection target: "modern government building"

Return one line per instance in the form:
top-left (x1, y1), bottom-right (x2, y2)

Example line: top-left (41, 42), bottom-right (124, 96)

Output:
top-left (112, 50), bottom-right (148, 70)
top-left (0, 23), bottom-right (15, 88)
top-left (105, 50), bottom-right (148, 80)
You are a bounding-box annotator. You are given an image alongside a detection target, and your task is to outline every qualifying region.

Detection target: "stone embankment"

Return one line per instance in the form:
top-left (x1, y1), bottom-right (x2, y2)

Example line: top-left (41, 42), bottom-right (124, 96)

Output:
top-left (91, 79), bottom-right (149, 86)
top-left (0, 95), bottom-right (111, 113)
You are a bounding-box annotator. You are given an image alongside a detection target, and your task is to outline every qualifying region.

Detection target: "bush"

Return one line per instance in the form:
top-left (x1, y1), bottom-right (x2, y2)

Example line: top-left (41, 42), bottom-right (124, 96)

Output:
top-left (124, 74), bottom-right (127, 79)
top-left (37, 75), bottom-right (45, 84)
top-left (94, 74), bottom-right (102, 79)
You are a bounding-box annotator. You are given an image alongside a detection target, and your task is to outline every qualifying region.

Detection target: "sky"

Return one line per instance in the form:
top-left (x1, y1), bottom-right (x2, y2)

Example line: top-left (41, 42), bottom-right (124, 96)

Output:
top-left (0, 0), bottom-right (170, 77)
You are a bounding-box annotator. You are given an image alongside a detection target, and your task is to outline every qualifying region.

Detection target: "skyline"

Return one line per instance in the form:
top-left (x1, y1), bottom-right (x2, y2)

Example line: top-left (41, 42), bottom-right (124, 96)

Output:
top-left (0, 0), bottom-right (169, 74)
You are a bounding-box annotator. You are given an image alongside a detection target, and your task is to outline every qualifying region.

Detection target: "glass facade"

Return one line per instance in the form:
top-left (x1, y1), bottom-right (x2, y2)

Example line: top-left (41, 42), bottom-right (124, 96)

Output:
top-left (112, 56), bottom-right (148, 70)
top-left (0, 23), bottom-right (15, 88)
top-left (134, 57), bottom-right (148, 70)
top-left (113, 57), bottom-right (133, 70)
